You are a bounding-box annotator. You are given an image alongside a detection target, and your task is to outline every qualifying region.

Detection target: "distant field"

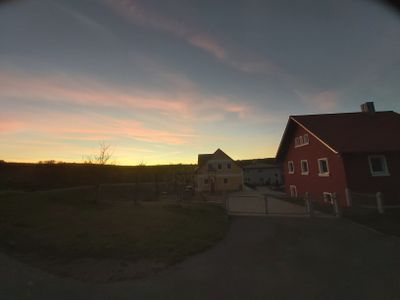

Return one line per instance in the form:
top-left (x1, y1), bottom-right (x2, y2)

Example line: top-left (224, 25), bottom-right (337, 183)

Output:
top-left (0, 162), bottom-right (196, 191)
top-left (0, 188), bottom-right (228, 281)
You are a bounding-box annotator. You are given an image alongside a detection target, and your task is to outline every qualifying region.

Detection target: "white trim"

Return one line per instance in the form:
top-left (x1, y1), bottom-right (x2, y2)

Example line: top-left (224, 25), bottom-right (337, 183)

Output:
top-left (317, 158), bottom-right (330, 176)
top-left (323, 192), bottom-right (333, 204)
top-left (289, 185), bottom-right (297, 197)
top-left (294, 134), bottom-right (309, 148)
top-left (288, 161), bottom-right (294, 174)
top-left (290, 117), bottom-right (338, 154)
top-left (368, 155), bottom-right (390, 177)
top-left (303, 133), bottom-right (309, 145)
top-left (301, 160), bottom-right (309, 175)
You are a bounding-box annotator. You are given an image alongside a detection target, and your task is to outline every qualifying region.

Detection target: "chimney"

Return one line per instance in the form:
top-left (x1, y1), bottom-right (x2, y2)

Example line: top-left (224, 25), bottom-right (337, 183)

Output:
top-left (361, 102), bottom-right (375, 113)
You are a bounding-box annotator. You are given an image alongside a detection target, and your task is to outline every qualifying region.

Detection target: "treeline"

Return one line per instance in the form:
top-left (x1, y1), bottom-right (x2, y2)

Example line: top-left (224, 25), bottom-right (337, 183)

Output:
top-left (0, 162), bottom-right (195, 191)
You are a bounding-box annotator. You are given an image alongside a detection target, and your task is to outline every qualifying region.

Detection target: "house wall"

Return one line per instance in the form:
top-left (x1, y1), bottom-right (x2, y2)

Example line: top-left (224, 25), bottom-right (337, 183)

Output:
top-left (244, 167), bottom-right (283, 186)
top-left (342, 152), bottom-right (400, 204)
top-left (195, 150), bottom-right (243, 192)
top-left (283, 125), bottom-right (348, 206)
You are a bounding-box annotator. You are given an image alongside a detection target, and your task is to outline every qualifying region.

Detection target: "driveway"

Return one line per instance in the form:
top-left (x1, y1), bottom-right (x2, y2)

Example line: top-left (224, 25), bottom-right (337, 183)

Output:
top-left (228, 187), bottom-right (307, 215)
top-left (1, 217), bottom-right (400, 300)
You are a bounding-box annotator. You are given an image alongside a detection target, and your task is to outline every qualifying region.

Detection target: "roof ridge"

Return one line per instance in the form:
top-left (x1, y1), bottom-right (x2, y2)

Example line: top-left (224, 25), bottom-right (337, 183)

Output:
top-left (291, 111), bottom-right (395, 118)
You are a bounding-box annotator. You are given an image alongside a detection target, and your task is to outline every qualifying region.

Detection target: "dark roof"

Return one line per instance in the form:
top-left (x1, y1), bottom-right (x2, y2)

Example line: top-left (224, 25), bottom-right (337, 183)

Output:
top-left (195, 148), bottom-right (242, 173)
top-left (198, 154), bottom-right (212, 166)
top-left (243, 163), bottom-right (281, 170)
top-left (276, 111), bottom-right (400, 160)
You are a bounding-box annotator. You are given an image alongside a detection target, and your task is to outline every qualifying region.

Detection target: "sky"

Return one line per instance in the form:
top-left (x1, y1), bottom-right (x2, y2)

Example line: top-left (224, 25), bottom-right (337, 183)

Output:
top-left (0, 0), bottom-right (399, 165)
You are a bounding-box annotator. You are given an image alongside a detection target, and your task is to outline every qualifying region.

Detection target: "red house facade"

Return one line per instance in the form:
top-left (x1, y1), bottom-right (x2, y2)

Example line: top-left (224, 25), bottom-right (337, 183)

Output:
top-left (276, 103), bottom-right (400, 207)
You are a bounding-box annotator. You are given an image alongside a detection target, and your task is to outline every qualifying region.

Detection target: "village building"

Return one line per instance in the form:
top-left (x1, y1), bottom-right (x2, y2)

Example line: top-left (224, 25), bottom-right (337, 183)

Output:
top-left (276, 102), bottom-right (400, 207)
top-left (242, 161), bottom-right (283, 187)
top-left (194, 149), bottom-right (243, 192)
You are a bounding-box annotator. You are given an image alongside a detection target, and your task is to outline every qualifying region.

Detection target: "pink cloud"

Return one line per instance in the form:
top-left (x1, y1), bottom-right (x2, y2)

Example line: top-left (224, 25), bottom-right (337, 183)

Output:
top-left (188, 34), bottom-right (226, 60)
top-left (0, 71), bottom-right (189, 116)
top-left (0, 69), bottom-right (255, 123)
top-left (0, 120), bottom-right (24, 133)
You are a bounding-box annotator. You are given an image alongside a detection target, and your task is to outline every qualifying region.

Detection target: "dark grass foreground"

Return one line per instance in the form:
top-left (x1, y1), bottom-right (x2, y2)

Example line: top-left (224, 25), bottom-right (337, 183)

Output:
top-left (0, 188), bottom-right (229, 282)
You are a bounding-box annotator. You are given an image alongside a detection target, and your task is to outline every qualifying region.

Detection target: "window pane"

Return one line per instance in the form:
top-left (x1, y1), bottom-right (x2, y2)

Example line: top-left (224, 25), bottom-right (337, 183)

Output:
top-left (370, 157), bottom-right (384, 172)
top-left (302, 161), bottom-right (308, 172)
top-left (319, 160), bottom-right (328, 173)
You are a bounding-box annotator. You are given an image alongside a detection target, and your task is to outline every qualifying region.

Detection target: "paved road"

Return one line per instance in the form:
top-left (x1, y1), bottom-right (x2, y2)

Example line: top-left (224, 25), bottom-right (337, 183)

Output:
top-left (228, 187), bottom-right (308, 215)
top-left (1, 217), bottom-right (400, 300)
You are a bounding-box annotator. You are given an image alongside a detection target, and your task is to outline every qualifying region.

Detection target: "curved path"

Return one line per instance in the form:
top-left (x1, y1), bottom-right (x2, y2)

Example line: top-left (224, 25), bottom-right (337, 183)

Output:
top-left (1, 216), bottom-right (400, 300)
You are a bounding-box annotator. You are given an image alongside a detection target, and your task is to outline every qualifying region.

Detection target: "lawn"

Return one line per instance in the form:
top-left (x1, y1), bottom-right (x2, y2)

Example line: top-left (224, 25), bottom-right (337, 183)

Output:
top-left (0, 187), bottom-right (229, 281)
top-left (343, 207), bottom-right (400, 237)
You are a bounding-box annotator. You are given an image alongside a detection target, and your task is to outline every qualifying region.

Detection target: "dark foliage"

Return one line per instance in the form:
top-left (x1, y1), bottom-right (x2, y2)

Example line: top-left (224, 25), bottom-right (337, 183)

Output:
top-left (0, 162), bottom-right (195, 191)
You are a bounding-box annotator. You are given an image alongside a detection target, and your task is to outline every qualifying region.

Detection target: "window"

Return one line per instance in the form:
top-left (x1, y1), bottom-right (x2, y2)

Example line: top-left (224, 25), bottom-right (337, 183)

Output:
top-left (227, 163), bottom-right (231, 169)
top-left (303, 134), bottom-right (309, 145)
top-left (218, 163), bottom-right (222, 170)
top-left (288, 161), bottom-right (294, 174)
top-left (318, 158), bottom-right (329, 176)
top-left (368, 155), bottom-right (389, 176)
top-left (301, 160), bottom-right (309, 175)
top-left (224, 178), bottom-right (228, 184)
top-left (290, 185), bottom-right (297, 197)
top-left (208, 163), bottom-right (213, 170)
top-left (295, 134), bottom-right (309, 148)
top-left (204, 179), bottom-right (209, 184)
top-left (323, 192), bottom-right (333, 204)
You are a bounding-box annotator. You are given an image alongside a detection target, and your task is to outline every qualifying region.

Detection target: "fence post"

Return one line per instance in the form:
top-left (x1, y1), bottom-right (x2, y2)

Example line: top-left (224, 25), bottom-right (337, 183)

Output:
top-left (304, 192), bottom-right (313, 217)
top-left (345, 188), bottom-right (352, 207)
top-left (225, 195), bottom-right (229, 212)
top-left (264, 195), bottom-right (268, 214)
top-left (332, 193), bottom-right (341, 217)
top-left (376, 192), bottom-right (384, 214)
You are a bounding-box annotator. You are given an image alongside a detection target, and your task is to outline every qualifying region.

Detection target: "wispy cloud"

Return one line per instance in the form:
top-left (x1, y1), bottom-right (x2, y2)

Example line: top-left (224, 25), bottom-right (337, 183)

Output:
top-left (294, 89), bottom-right (340, 112)
top-left (187, 34), bottom-right (226, 60)
top-left (0, 68), bottom-right (253, 123)
top-left (48, 1), bottom-right (110, 34)
top-left (104, 0), bottom-right (280, 75)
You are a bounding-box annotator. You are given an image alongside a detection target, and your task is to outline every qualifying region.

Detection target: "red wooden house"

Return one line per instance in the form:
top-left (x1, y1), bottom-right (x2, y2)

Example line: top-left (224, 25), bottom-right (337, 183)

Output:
top-left (276, 102), bottom-right (400, 207)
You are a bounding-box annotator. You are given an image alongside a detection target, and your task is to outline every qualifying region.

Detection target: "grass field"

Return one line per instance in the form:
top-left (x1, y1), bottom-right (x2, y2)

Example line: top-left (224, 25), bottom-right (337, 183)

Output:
top-left (0, 188), bottom-right (229, 281)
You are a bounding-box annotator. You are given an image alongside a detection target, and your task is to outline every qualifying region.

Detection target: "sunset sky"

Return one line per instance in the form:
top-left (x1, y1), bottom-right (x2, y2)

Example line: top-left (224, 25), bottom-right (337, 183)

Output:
top-left (1, 0), bottom-right (399, 165)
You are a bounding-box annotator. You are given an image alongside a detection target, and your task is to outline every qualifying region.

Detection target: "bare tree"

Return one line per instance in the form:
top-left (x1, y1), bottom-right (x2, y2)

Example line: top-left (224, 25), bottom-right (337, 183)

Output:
top-left (85, 142), bottom-right (113, 165)
top-left (84, 142), bottom-right (113, 203)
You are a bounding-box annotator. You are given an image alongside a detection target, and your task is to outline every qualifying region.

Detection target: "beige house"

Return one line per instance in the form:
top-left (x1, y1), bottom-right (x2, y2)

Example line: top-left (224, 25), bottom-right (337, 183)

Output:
top-left (194, 149), bottom-right (243, 192)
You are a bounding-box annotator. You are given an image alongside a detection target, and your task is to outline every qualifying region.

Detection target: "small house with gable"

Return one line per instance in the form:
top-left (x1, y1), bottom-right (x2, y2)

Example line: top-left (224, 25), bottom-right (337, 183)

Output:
top-left (194, 149), bottom-right (243, 192)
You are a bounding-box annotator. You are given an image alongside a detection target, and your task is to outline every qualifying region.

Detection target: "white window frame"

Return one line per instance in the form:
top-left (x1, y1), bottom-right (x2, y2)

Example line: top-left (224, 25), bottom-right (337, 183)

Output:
top-left (301, 160), bottom-right (309, 175)
top-left (289, 185), bottom-right (297, 197)
top-left (323, 192), bottom-right (333, 204)
top-left (318, 158), bottom-right (330, 176)
top-left (303, 134), bottom-right (309, 145)
top-left (288, 161), bottom-right (294, 174)
top-left (368, 155), bottom-right (390, 177)
top-left (294, 137), bottom-right (299, 147)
